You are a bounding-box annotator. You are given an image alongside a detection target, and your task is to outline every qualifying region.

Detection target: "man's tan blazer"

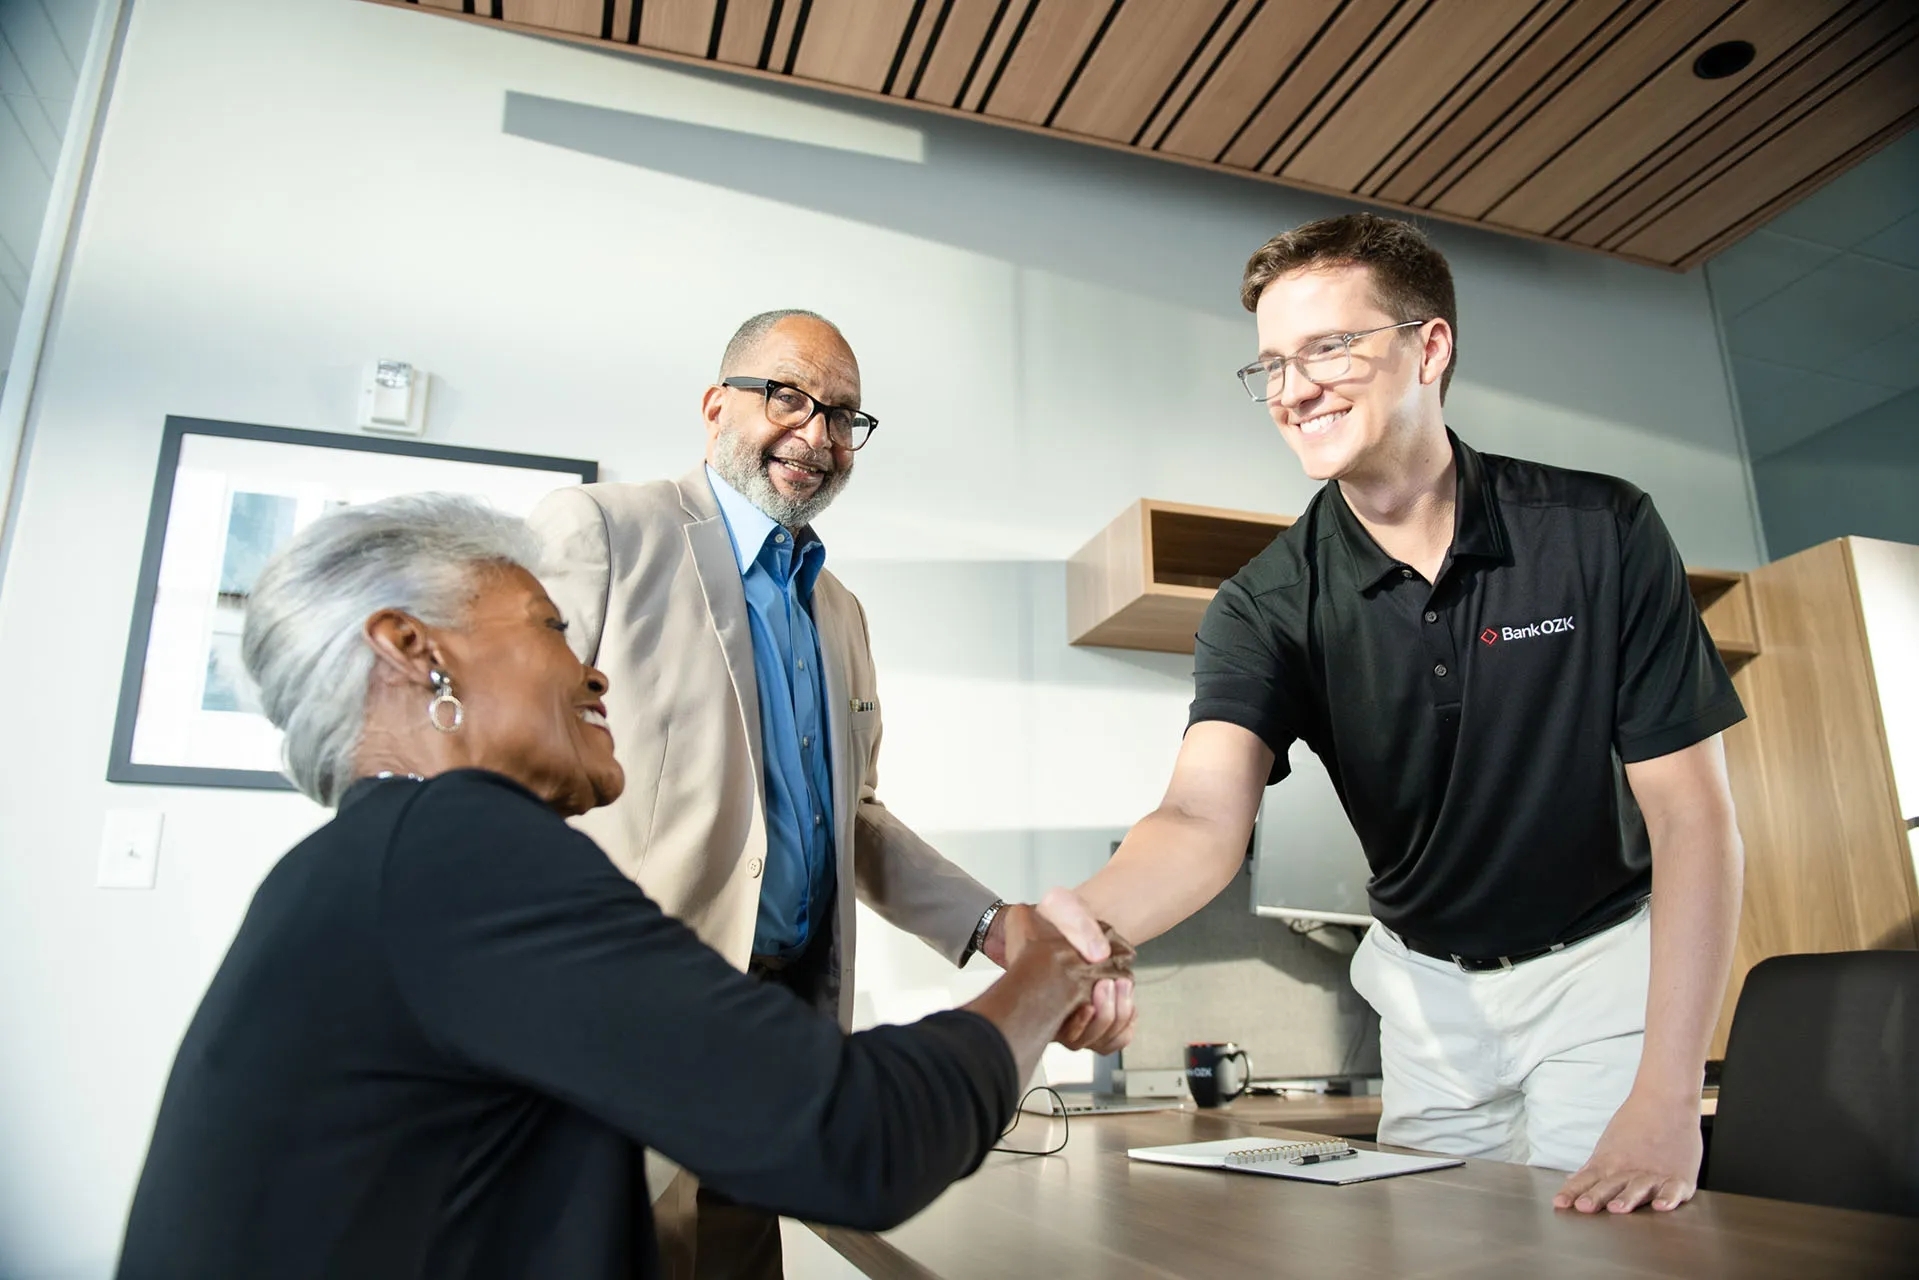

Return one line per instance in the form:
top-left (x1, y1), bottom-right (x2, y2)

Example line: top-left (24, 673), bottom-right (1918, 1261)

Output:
top-left (527, 467), bottom-right (998, 1029)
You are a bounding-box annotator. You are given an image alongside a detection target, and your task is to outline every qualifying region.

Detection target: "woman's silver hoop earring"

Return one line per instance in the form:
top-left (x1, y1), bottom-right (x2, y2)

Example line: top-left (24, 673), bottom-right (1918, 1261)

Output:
top-left (428, 669), bottom-right (464, 733)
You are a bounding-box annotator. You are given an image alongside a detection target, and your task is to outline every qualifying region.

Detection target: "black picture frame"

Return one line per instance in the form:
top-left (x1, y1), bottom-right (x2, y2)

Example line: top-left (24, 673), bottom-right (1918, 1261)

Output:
top-left (107, 416), bottom-right (598, 790)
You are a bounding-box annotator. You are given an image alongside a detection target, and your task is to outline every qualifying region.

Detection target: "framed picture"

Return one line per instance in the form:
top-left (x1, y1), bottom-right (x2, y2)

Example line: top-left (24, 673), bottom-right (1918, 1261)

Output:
top-left (108, 417), bottom-right (598, 790)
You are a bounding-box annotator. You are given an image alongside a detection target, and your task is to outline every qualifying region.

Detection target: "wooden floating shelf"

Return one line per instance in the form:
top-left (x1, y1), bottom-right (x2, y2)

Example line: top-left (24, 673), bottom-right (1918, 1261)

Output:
top-left (1686, 567), bottom-right (1760, 671)
top-left (1067, 500), bottom-right (1292, 655)
top-left (1067, 499), bottom-right (1759, 670)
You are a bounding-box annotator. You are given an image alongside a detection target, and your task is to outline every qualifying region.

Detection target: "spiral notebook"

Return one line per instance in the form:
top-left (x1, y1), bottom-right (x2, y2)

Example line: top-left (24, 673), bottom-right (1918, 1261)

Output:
top-left (1126, 1137), bottom-right (1462, 1185)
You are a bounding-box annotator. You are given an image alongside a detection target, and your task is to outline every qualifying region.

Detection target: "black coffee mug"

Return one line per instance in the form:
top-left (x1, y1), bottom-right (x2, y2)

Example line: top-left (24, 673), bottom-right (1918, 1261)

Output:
top-left (1185, 1042), bottom-right (1251, 1108)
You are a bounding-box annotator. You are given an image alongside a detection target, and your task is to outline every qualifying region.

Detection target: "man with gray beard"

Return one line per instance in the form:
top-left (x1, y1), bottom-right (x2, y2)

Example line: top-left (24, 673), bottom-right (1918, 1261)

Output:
top-left (529, 310), bottom-right (1133, 1279)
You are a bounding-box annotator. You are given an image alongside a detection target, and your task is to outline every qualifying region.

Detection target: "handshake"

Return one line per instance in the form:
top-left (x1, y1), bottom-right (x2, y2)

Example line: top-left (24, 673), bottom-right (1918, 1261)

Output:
top-left (963, 889), bottom-right (1140, 1068)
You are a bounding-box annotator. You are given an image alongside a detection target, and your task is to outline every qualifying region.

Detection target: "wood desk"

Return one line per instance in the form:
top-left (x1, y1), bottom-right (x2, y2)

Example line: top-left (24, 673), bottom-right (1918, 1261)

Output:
top-left (809, 1109), bottom-right (1917, 1279)
top-left (1221, 1089), bottom-right (1719, 1138)
top-left (1214, 1092), bottom-right (1386, 1137)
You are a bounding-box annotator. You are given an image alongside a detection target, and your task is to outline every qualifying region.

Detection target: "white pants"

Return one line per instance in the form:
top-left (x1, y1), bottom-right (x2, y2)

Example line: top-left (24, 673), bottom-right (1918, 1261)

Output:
top-left (1348, 903), bottom-right (1651, 1171)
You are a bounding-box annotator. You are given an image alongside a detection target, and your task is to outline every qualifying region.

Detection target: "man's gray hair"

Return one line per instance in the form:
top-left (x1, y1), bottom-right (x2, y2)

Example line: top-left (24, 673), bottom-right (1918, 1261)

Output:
top-left (718, 308), bottom-right (841, 378)
top-left (240, 492), bottom-right (543, 808)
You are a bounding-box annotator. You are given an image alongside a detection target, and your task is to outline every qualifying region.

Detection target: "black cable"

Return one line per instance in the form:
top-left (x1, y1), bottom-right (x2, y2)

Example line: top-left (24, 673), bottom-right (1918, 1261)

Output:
top-left (991, 1087), bottom-right (1069, 1156)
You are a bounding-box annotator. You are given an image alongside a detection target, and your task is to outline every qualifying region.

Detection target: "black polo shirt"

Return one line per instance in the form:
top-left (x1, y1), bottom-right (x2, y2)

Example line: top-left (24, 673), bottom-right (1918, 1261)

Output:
top-left (1191, 431), bottom-right (1745, 958)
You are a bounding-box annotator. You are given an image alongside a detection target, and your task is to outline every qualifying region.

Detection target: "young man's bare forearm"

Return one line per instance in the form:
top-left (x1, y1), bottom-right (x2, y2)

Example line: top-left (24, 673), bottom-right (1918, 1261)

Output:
top-left (1077, 805), bottom-right (1249, 945)
top-left (1072, 722), bottom-right (1273, 945)
top-left (1635, 809), bottom-right (1743, 1101)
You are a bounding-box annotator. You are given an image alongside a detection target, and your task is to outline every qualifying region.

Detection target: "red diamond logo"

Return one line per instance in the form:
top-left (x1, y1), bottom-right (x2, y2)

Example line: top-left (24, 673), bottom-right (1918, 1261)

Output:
top-left (1480, 628), bottom-right (1498, 645)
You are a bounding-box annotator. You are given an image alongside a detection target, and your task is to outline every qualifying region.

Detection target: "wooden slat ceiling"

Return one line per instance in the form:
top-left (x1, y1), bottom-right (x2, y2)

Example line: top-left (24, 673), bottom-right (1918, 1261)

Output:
top-left (376, 0), bottom-right (1919, 270)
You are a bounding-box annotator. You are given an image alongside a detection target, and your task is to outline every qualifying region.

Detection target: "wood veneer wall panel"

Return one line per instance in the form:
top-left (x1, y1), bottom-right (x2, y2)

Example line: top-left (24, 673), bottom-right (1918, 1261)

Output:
top-left (1565, 0), bottom-right (1903, 248)
top-left (1254, 0), bottom-right (1430, 175)
top-left (367, 0), bottom-right (1919, 270)
top-left (1284, 0), bottom-right (1540, 193)
top-left (608, 0), bottom-right (636, 45)
top-left (910, 0), bottom-right (1008, 105)
top-left (1259, 0), bottom-right (1431, 177)
top-left (1619, 36), bottom-right (1919, 265)
top-left (1050, 0), bottom-right (1235, 142)
top-left (501, 0), bottom-right (601, 32)
top-left (977, 0), bottom-right (1116, 124)
top-left (640, 0), bottom-right (718, 56)
top-left (761, 0), bottom-right (805, 71)
top-left (1430, 0), bottom-right (1736, 219)
top-left (958, 0), bottom-right (1031, 111)
top-left (1135, 0), bottom-right (1255, 151)
top-left (712, 0), bottom-right (778, 67)
top-left (1154, 0), bottom-right (1341, 162)
top-left (1711, 541), bottom-right (1919, 1051)
top-left (1603, 51), bottom-right (1903, 255)
top-left (1357, 0), bottom-right (1578, 200)
top-left (1749, 542), bottom-right (1914, 940)
top-left (791, 0), bottom-right (922, 91)
top-left (1066, 500), bottom-right (1150, 646)
top-left (1487, 0), bottom-right (1850, 235)
top-left (1380, 0), bottom-right (1655, 207)
top-left (890, 1), bottom-right (944, 95)
top-left (1219, 0), bottom-right (1402, 170)
top-left (1698, 576), bottom-right (1758, 662)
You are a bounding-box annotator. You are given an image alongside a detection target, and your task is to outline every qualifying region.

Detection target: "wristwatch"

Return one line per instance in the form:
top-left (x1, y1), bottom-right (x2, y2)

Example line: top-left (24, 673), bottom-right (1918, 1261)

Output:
top-left (964, 899), bottom-right (1006, 967)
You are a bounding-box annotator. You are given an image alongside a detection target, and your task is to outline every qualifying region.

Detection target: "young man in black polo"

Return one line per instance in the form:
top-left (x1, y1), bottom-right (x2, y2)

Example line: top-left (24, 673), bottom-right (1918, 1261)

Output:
top-left (1054, 213), bottom-right (1745, 1216)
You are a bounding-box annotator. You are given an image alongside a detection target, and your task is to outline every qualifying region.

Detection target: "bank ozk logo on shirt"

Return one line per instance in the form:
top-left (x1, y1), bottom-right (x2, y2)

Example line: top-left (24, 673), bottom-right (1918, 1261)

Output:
top-left (1482, 616), bottom-right (1575, 644)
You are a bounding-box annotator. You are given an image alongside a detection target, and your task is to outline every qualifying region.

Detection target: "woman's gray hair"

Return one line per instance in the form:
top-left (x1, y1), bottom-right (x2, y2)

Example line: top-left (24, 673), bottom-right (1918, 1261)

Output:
top-left (241, 492), bottom-right (544, 808)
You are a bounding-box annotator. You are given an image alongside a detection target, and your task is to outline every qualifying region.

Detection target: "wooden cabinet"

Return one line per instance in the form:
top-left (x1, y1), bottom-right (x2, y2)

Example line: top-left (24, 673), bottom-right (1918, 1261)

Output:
top-left (1066, 500), bottom-right (1290, 653)
top-left (1687, 569), bottom-right (1760, 672)
top-left (1066, 498), bottom-right (1761, 665)
top-left (1067, 502), bottom-right (1919, 1057)
top-left (1712, 537), bottom-right (1919, 1055)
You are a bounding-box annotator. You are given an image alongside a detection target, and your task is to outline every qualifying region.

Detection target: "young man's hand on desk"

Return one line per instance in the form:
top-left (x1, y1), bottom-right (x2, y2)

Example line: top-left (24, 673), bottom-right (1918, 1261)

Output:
top-left (1553, 1090), bottom-right (1702, 1214)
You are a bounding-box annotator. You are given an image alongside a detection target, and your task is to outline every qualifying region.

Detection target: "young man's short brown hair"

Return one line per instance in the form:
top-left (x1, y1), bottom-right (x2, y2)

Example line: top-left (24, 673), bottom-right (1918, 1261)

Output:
top-left (1241, 212), bottom-right (1458, 398)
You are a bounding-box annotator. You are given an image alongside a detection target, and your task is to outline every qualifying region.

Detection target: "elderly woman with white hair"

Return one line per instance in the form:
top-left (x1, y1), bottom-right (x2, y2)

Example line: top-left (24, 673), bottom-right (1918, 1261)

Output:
top-left (116, 493), bottom-right (1128, 1280)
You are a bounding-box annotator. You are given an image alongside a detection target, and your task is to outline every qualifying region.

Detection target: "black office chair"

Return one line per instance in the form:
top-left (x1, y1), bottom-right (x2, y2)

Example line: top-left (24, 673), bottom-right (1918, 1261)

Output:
top-left (1705, 950), bottom-right (1919, 1216)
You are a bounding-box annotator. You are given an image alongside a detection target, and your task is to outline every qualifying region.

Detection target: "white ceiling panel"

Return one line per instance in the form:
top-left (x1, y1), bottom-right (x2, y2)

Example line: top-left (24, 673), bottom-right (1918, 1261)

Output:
top-left (41, 0), bottom-right (93, 64)
top-left (1763, 130), bottom-right (1919, 251)
top-left (1726, 253), bottom-right (1919, 377)
top-left (1705, 230), bottom-right (1838, 320)
top-left (1711, 113), bottom-right (1919, 469)
top-left (0, 1), bottom-right (78, 103)
top-left (1858, 211), bottom-right (1919, 271)
top-left (1836, 321), bottom-right (1919, 390)
top-left (0, 101), bottom-right (53, 252)
top-left (1731, 356), bottom-right (1906, 460)
top-left (3, 93), bottom-right (60, 167)
top-left (0, 0), bottom-right (92, 378)
top-left (0, 16), bottom-right (27, 94)
top-left (0, 277), bottom-right (20, 373)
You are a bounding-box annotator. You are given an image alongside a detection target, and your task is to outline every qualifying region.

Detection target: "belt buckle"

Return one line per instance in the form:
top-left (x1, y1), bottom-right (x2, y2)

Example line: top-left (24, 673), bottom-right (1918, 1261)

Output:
top-left (1450, 953), bottom-right (1514, 973)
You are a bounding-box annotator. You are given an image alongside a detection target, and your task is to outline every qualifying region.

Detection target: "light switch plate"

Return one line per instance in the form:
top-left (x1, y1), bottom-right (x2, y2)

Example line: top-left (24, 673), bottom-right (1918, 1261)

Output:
top-left (98, 809), bottom-right (163, 889)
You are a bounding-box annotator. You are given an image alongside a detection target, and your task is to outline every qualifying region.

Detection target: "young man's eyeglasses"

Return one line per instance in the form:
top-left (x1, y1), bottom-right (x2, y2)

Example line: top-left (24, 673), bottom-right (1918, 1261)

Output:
top-left (721, 377), bottom-right (879, 451)
top-left (1235, 320), bottom-right (1429, 402)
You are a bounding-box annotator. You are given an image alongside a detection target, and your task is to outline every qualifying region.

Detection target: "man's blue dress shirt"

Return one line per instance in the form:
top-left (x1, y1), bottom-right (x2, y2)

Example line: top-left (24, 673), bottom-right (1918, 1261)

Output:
top-left (707, 466), bottom-right (836, 960)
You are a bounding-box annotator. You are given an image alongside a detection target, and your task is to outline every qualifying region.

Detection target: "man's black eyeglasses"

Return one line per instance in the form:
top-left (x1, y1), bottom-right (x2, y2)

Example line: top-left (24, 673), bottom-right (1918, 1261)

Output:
top-left (721, 377), bottom-right (879, 451)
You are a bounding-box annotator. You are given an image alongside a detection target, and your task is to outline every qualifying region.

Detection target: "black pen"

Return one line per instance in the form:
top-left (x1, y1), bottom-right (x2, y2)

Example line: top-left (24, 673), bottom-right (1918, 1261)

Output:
top-left (1290, 1148), bottom-right (1359, 1166)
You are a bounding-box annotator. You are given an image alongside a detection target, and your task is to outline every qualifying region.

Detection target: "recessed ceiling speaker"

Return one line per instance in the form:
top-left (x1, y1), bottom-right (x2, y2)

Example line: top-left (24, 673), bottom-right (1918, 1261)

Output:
top-left (1694, 40), bottom-right (1756, 80)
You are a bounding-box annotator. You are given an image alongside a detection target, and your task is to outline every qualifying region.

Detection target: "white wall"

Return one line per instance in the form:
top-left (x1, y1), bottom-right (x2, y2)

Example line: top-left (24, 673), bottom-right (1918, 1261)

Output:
top-left (0, 1), bottom-right (1760, 1274)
